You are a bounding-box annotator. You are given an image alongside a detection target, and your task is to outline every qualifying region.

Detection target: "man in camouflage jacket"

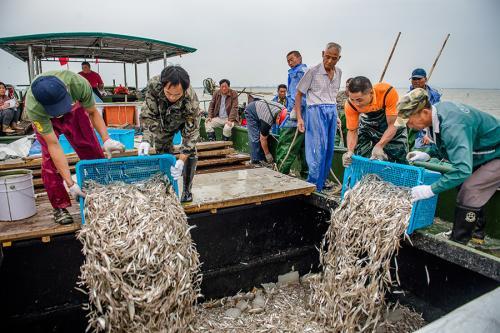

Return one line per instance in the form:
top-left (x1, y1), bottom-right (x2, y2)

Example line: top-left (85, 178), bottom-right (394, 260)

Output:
top-left (139, 66), bottom-right (201, 202)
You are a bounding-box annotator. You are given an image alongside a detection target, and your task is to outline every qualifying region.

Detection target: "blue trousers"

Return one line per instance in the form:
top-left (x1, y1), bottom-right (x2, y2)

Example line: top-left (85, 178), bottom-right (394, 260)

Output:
top-left (305, 104), bottom-right (337, 191)
top-left (244, 102), bottom-right (265, 163)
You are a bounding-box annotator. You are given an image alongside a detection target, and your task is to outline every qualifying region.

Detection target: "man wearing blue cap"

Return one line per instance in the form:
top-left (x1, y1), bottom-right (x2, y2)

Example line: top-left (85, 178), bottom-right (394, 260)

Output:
top-left (25, 70), bottom-right (125, 224)
top-left (407, 68), bottom-right (442, 157)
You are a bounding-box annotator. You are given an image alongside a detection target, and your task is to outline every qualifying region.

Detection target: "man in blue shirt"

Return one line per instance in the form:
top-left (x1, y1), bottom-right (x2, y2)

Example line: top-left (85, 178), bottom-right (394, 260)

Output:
top-left (275, 50), bottom-right (308, 177)
top-left (407, 68), bottom-right (442, 153)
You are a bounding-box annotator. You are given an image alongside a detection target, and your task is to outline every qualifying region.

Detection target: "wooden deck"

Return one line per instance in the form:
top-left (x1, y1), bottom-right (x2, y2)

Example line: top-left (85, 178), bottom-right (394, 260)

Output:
top-left (0, 167), bottom-right (315, 245)
top-left (183, 167), bottom-right (316, 214)
top-left (0, 194), bottom-right (81, 245)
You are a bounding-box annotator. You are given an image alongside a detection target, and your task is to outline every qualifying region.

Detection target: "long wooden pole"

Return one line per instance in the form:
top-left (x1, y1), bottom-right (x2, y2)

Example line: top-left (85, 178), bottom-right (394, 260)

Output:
top-left (427, 33), bottom-right (450, 82)
top-left (379, 32), bottom-right (401, 82)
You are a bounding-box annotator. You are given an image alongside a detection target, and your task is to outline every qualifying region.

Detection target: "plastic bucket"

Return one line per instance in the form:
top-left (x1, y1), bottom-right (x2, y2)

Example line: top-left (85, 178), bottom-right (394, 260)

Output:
top-left (0, 169), bottom-right (37, 221)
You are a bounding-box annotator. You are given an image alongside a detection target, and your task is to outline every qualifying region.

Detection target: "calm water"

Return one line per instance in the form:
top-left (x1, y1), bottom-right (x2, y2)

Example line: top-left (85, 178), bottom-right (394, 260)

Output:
top-left (194, 87), bottom-right (500, 118)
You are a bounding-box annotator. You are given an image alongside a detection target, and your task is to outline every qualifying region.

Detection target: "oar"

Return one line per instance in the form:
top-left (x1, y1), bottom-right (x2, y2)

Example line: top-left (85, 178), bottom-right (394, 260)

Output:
top-left (379, 32), bottom-right (402, 82)
top-left (427, 33), bottom-right (451, 82)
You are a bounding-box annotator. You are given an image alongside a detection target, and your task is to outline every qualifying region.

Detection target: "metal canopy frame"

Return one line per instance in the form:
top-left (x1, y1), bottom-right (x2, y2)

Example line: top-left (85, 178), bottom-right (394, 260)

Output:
top-left (0, 32), bottom-right (196, 63)
top-left (0, 32), bottom-right (197, 84)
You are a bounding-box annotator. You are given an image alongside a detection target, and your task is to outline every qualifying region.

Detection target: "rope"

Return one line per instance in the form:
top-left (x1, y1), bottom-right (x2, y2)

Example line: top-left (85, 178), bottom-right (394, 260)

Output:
top-left (277, 127), bottom-right (299, 171)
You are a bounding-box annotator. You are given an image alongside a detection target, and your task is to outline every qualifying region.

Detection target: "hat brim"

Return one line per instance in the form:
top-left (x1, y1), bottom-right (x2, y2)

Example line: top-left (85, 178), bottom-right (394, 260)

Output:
top-left (43, 92), bottom-right (73, 117)
top-left (411, 75), bottom-right (425, 79)
top-left (394, 116), bottom-right (409, 128)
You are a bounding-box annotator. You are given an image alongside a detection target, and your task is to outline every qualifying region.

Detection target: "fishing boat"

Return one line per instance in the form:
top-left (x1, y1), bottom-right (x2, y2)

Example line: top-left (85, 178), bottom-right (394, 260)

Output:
top-left (0, 32), bottom-right (196, 144)
top-left (0, 34), bottom-right (499, 332)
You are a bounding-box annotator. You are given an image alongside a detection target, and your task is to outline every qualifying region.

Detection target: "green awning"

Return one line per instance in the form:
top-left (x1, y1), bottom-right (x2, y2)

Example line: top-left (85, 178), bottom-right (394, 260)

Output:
top-left (0, 32), bottom-right (196, 63)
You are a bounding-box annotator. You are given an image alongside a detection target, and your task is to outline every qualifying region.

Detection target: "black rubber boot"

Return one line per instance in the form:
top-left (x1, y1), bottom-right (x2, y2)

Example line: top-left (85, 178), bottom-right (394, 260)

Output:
top-left (53, 208), bottom-right (74, 225)
top-left (222, 135), bottom-right (231, 141)
top-left (181, 156), bottom-right (197, 203)
top-left (450, 204), bottom-right (481, 244)
top-left (471, 207), bottom-right (486, 245)
top-left (207, 132), bottom-right (216, 142)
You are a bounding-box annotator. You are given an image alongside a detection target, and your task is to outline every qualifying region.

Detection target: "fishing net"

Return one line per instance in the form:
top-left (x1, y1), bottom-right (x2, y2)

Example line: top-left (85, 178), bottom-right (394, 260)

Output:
top-left (309, 174), bottom-right (414, 332)
top-left (77, 175), bottom-right (202, 332)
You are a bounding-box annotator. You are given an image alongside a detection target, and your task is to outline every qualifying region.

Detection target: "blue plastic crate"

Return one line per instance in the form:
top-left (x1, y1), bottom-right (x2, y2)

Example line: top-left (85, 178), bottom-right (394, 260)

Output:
top-left (75, 154), bottom-right (179, 224)
top-left (59, 128), bottom-right (135, 154)
top-left (341, 156), bottom-right (441, 234)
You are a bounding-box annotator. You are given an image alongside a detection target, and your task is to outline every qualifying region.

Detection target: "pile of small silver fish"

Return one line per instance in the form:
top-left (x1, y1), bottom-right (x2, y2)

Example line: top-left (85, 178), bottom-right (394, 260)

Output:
top-left (309, 174), bottom-right (415, 332)
top-left (193, 273), bottom-right (425, 332)
top-left (193, 273), bottom-right (325, 332)
top-left (77, 175), bottom-right (202, 332)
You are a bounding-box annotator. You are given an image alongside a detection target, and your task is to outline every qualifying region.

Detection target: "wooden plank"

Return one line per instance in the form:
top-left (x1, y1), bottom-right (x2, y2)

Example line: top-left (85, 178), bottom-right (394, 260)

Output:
top-left (183, 167), bottom-right (316, 214)
top-left (176, 141), bottom-right (232, 152)
top-left (0, 149), bottom-right (145, 171)
top-left (196, 164), bottom-right (254, 174)
top-left (197, 148), bottom-right (235, 158)
top-left (197, 154), bottom-right (250, 167)
top-left (0, 142), bottom-right (233, 171)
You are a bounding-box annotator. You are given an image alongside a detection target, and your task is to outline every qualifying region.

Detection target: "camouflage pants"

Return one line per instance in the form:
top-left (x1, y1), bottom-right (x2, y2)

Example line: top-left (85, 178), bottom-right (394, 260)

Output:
top-left (355, 126), bottom-right (408, 164)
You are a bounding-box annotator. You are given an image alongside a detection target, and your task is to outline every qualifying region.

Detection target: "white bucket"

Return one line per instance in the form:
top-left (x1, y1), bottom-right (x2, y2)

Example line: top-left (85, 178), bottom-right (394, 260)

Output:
top-left (0, 169), bottom-right (37, 221)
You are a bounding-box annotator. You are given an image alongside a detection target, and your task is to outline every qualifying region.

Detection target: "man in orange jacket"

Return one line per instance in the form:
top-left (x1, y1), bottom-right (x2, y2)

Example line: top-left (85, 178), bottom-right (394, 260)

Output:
top-left (342, 76), bottom-right (408, 166)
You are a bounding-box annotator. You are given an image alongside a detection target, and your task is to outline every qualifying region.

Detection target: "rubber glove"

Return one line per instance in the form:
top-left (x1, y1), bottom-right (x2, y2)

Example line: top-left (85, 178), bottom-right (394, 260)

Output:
top-left (411, 185), bottom-right (434, 202)
top-left (406, 151), bottom-right (431, 162)
top-left (370, 146), bottom-right (388, 161)
top-left (68, 183), bottom-right (86, 200)
top-left (170, 159), bottom-right (184, 180)
top-left (265, 153), bottom-right (274, 164)
top-left (103, 138), bottom-right (125, 158)
top-left (138, 141), bottom-right (151, 156)
top-left (342, 151), bottom-right (354, 167)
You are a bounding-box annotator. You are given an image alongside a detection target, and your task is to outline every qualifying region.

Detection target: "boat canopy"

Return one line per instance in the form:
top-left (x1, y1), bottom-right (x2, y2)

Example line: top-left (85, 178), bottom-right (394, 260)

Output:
top-left (0, 32), bottom-right (196, 63)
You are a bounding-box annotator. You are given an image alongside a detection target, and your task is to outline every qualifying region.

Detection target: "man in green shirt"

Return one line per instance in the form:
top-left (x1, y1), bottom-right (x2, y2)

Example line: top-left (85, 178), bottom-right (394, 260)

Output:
top-left (396, 88), bottom-right (500, 244)
top-left (25, 70), bottom-right (124, 224)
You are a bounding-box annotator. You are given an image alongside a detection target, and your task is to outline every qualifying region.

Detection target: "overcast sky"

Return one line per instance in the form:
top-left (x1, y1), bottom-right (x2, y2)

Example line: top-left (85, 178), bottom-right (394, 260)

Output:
top-left (2, 0), bottom-right (500, 89)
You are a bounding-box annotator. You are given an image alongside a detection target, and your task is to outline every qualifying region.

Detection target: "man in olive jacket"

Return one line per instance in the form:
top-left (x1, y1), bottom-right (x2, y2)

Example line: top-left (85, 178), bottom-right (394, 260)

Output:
top-left (206, 79), bottom-right (239, 141)
top-left (396, 88), bottom-right (499, 245)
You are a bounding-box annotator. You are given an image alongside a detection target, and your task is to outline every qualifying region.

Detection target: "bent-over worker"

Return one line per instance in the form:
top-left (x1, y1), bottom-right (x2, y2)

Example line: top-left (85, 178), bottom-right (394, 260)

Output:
top-left (342, 76), bottom-right (408, 166)
top-left (244, 99), bottom-right (287, 165)
top-left (139, 65), bottom-right (201, 203)
top-left (396, 88), bottom-right (500, 244)
top-left (25, 70), bottom-right (125, 224)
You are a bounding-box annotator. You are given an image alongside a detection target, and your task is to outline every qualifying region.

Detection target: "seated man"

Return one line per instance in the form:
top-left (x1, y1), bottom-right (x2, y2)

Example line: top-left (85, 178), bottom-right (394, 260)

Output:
top-left (342, 76), bottom-right (408, 167)
top-left (407, 68), bottom-right (441, 153)
top-left (79, 61), bottom-right (104, 100)
top-left (244, 99), bottom-right (287, 165)
top-left (206, 79), bottom-right (239, 141)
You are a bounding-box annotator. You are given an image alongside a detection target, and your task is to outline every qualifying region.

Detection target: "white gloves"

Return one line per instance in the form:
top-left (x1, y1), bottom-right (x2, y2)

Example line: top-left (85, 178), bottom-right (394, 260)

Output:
top-left (370, 146), bottom-right (388, 161)
top-left (138, 141), bottom-right (151, 156)
top-left (68, 183), bottom-right (86, 200)
top-left (342, 151), bottom-right (353, 167)
top-left (265, 153), bottom-right (274, 164)
top-left (407, 151), bottom-right (431, 162)
top-left (411, 185), bottom-right (435, 202)
top-left (103, 138), bottom-right (125, 158)
top-left (170, 159), bottom-right (184, 180)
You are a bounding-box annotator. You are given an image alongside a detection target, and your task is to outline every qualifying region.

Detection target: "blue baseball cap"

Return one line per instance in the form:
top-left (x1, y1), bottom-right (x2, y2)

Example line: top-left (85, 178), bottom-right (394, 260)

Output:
top-left (31, 76), bottom-right (72, 117)
top-left (411, 68), bottom-right (427, 79)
